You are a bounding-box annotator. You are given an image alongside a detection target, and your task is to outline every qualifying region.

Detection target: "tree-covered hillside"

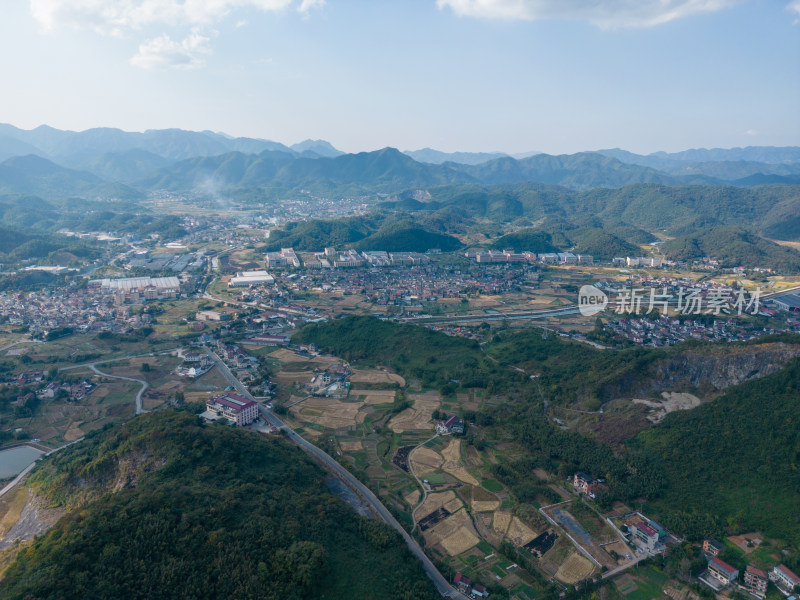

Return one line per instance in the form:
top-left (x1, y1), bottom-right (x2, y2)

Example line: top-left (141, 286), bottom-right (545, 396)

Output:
top-left (0, 411), bottom-right (440, 600)
top-left (662, 225), bottom-right (800, 270)
top-left (296, 317), bottom-right (800, 543)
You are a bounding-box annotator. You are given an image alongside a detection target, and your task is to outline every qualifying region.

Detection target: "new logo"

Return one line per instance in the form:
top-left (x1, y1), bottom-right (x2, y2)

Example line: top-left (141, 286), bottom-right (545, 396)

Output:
top-left (578, 284), bottom-right (608, 316)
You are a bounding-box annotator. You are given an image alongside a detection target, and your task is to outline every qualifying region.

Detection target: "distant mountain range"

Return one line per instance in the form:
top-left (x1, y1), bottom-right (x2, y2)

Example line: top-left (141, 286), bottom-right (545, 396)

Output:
top-left (0, 124), bottom-right (798, 199)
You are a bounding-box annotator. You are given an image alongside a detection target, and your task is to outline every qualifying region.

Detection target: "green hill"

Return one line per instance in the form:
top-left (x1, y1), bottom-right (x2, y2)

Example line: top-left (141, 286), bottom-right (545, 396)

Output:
top-left (489, 229), bottom-right (559, 253)
top-left (630, 357), bottom-right (800, 541)
top-left (662, 225), bottom-right (800, 270)
top-left (567, 227), bottom-right (641, 259)
top-left (265, 217), bottom-right (374, 251)
top-left (355, 226), bottom-right (461, 252)
top-left (0, 411), bottom-right (440, 600)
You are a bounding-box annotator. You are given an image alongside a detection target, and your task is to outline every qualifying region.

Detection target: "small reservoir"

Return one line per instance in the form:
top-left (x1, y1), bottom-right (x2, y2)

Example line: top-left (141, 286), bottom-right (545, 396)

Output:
top-left (0, 446), bottom-right (44, 479)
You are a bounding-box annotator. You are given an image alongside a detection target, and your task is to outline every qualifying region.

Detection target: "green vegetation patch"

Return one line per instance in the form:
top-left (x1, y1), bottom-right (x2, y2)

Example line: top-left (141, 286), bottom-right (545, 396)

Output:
top-left (3, 411), bottom-right (440, 600)
top-left (481, 479), bottom-right (504, 492)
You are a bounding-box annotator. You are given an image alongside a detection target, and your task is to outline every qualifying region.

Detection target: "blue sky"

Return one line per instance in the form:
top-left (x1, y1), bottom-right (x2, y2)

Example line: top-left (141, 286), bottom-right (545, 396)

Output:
top-left (1, 0), bottom-right (798, 154)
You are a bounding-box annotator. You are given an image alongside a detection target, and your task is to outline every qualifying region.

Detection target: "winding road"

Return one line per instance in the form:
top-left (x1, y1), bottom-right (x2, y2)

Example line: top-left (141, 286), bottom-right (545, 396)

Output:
top-left (203, 347), bottom-right (470, 600)
top-left (59, 347), bottom-right (181, 415)
top-left (88, 364), bottom-right (148, 415)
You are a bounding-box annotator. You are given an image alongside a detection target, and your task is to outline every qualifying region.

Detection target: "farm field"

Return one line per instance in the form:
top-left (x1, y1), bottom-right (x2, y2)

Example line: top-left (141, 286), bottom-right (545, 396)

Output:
top-left (388, 391), bottom-right (440, 432)
top-left (555, 552), bottom-right (595, 584)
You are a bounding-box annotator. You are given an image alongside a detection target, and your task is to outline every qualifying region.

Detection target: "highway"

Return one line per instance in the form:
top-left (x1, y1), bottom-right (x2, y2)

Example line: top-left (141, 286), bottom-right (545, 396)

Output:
top-left (396, 306), bottom-right (579, 325)
top-left (203, 347), bottom-right (470, 600)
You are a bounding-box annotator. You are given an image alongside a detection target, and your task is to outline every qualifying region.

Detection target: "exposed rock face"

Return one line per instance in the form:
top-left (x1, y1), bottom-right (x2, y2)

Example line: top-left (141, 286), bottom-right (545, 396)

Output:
top-left (649, 344), bottom-right (800, 391)
top-left (603, 343), bottom-right (800, 399)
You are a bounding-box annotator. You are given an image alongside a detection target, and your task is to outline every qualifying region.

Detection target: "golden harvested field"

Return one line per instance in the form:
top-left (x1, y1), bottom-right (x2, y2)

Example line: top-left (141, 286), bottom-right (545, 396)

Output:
top-left (409, 447), bottom-right (444, 476)
top-left (389, 392), bottom-right (440, 432)
top-left (350, 369), bottom-right (405, 386)
top-left (441, 439), bottom-right (479, 486)
top-left (404, 489), bottom-right (421, 506)
top-left (292, 397), bottom-right (365, 429)
top-left (424, 507), bottom-right (471, 545)
top-left (269, 348), bottom-right (304, 362)
top-left (472, 499), bottom-right (501, 512)
top-left (272, 370), bottom-right (314, 385)
top-left (440, 526), bottom-right (480, 556)
top-left (352, 389), bottom-right (397, 404)
top-left (63, 421), bottom-right (84, 442)
top-left (555, 552), bottom-right (595, 584)
top-left (507, 516), bottom-right (537, 547)
top-left (339, 440), bottom-right (363, 452)
top-left (416, 491), bottom-right (461, 521)
top-left (493, 510), bottom-right (512, 535)
top-left (443, 496), bottom-right (465, 513)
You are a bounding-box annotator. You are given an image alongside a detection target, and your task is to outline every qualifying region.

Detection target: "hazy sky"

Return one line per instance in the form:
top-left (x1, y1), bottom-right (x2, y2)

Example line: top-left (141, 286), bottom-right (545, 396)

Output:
top-left (2, 0), bottom-right (799, 154)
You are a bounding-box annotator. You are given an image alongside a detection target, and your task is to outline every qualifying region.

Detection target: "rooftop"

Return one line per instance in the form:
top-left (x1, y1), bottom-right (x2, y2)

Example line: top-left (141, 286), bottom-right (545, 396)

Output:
top-left (747, 565), bottom-right (767, 578)
top-left (710, 556), bottom-right (738, 575)
top-left (635, 522), bottom-right (658, 538)
top-left (776, 564), bottom-right (800, 583)
top-left (211, 393), bottom-right (256, 412)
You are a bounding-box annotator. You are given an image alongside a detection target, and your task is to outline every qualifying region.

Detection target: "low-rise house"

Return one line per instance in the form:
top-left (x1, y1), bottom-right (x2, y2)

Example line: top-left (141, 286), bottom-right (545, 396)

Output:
top-left (633, 522), bottom-right (659, 552)
top-left (573, 471), bottom-right (597, 494)
top-left (436, 415), bottom-right (465, 434)
top-left (197, 310), bottom-right (233, 321)
top-left (708, 556), bottom-right (739, 586)
top-left (702, 539), bottom-right (724, 557)
top-left (745, 566), bottom-right (768, 598)
top-left (37, 382), bottom-right (60, 399)
top-left (771, 565), bottom-right (800, 595)
top-left (454, 572), bottom-right (471, 591)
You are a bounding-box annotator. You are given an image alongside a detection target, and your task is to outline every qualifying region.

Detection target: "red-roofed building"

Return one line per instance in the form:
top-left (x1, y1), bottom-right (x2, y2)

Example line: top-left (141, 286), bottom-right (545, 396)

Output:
top-left (771, 565), bottom-right (800, 595)
top-left (708, 556), bottom-right (739, 586)
top-left (745, 566), bottom-right (768, 598)
top-left (471, 582), bottom-right (488, 597)
top-left (633, 522), bottom-right (659, 551)
top-left (207, 393), bottom-right (258, 426)
top-left (436, 415), bottom-right (465, 434)
top-left (453, 572), bottom-right (471, 590)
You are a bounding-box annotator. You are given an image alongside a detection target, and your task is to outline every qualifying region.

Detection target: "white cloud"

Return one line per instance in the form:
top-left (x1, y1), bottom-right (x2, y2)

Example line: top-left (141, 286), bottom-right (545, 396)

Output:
top-left (436, 0), bottom-right (745, 28)
top-left (745, 129), bottom-right (758, 136)
top-left (29, 0), bottom-right (303, 34)
top-left (30, 0), bottom-right (325, 69)
top-left (788, 0), bottom-right (800, 24)
top-left (130, 30), bottom-right (211, 70)
top-left (298, 0), bottom-right (325, 14)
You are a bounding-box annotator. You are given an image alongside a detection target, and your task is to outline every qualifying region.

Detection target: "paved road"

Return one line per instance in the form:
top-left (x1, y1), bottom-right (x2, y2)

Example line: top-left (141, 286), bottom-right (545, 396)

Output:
top-left (60, 348), bottom-right (181, 415)
top-left (203, 347), bottom-right (469, 600)
top-left (89, 364), bottom-right (149, 415)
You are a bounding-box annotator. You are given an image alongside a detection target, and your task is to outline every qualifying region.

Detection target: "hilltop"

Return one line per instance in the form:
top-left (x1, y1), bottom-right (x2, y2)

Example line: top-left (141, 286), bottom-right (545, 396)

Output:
top-left (0, 411), bottom-right (440, 600)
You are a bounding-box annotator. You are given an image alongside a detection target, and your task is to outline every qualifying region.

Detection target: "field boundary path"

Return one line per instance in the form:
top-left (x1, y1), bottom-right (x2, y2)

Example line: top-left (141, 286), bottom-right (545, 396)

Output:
top-left (407, 433), bottom-right (441, 534)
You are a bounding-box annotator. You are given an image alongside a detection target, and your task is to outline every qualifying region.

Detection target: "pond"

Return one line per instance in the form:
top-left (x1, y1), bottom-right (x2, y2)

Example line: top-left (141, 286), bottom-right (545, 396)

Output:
top-left (0, 446), bottom-right (44, 479)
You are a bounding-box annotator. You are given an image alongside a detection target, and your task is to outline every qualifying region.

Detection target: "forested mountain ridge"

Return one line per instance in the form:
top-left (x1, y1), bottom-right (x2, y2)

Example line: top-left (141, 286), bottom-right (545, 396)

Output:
top-left (2, 130), bottom-right (799, 200)
top-left (0, 411), bottom-right (440, 600)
